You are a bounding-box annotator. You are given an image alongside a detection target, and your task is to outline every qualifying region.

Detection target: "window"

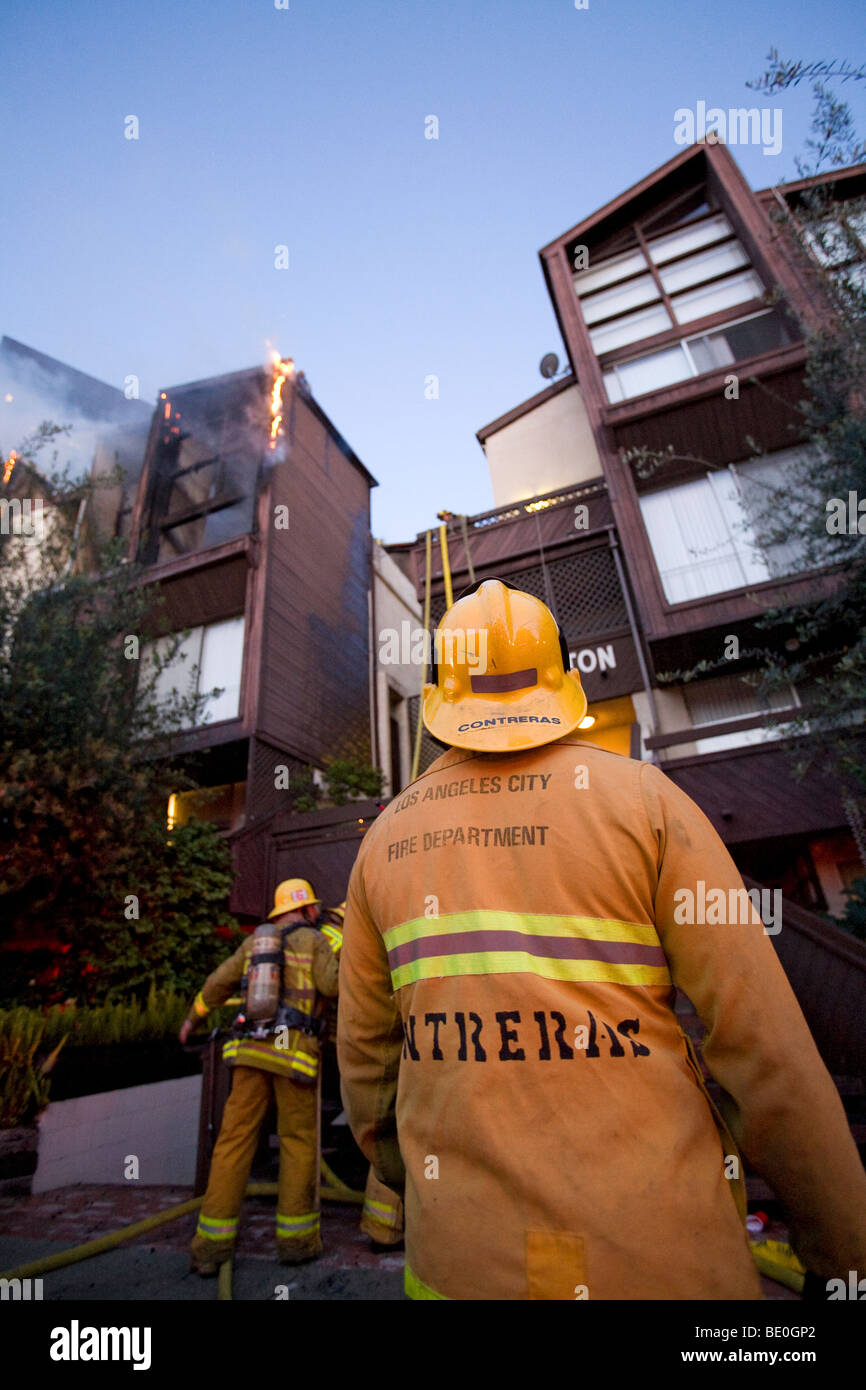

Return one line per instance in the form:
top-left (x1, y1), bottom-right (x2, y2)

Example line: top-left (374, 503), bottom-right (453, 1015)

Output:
top-left (802, 213), bottom-right (866, 268)
top-left (639, 451), bottom-right (812, 603)
top-left (603, 309), bottom-right (791, 403)
top-left (647, 213), bottom-right (734, 265)
top-left (138, 381), bottom-right (261, 566)
top-left (669, 269), bottom-right (764, 325)
top-left (574, 247), bottom-right (647, 297)
top-left (589, 301), bottom-right (672, 354)
top-left (605, 343), bottom-right (692, 400)
top-left (574, 210), bottom-right (766, 361)
top-left (580, 274), bottom-right (660, 325)
top-left (141, 615), bottom-right (245, 727)
top-left (682, 673), bottom-right (801, 753)
top-left (800, 207), bottom-right (866, 299)
top-left (657, 240), bottom-right (749, 294)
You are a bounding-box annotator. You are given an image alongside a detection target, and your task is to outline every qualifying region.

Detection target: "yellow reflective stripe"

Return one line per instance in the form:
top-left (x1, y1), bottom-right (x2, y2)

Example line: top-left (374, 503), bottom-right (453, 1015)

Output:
top-left (276, 1212), bottom-right (320, 1234)
top-left (289, 1052), bottom-right (317, 1075)
top-left (383, 910), bottom-right (662, 950)
top-left (193, 991), bottom-right (209, 1018)
top-left (404, 1263), bottom-right (448, 1300)
top-left (385, 910), bottom-right (669, 990)
top-left (364, 1199), bottom-right (399, 1225)
top-left (222, 1038), bottom-right (318, 1077)
top-left (196, 1214), bottom-right (239, 1239)
top-left (392, 953), bottom-right (670, 991)
top-left (364, 1199), bottom-right (398, 1217)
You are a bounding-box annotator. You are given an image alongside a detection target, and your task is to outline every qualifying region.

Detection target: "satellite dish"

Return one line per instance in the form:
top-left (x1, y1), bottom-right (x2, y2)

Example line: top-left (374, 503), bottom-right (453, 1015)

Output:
top-left (539, 353), bottom-right (559, 379)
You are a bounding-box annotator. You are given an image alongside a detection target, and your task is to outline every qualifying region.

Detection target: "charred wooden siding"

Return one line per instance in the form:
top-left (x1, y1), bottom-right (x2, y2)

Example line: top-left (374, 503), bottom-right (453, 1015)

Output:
top-left (257, 387), bottom-right (374, 767)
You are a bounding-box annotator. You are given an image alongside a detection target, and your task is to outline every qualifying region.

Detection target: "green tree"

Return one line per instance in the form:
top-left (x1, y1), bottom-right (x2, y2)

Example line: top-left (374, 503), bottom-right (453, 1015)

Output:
top-left (0, 425), bottom-right (238, 1003)
top-left (739, 53), bottom-right (866, 857)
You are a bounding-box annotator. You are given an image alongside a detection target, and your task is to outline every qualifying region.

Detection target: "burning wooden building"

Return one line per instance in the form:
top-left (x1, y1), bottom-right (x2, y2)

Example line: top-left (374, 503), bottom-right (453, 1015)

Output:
top-left (125, 356), bottom-right (380, 919)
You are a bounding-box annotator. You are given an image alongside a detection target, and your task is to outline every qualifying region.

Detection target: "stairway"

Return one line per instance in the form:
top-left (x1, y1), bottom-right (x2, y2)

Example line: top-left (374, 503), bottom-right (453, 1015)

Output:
top-left (674, 895), bottom-right (866, 1297)
top-left (675, 992), bottom-right (866, 1200)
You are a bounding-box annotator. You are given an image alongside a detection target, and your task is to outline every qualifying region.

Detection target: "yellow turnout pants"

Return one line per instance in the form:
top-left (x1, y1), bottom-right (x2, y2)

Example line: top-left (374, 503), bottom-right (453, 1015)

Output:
top-left (190, 1065), bottom-right (320, 1268)
top-left (360, 1168), bottom-right (404, 1246)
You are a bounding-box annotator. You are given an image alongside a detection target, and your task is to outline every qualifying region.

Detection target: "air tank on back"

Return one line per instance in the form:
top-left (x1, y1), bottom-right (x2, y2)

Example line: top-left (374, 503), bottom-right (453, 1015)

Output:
top-left (245, 922), bottom-right (283, 1021)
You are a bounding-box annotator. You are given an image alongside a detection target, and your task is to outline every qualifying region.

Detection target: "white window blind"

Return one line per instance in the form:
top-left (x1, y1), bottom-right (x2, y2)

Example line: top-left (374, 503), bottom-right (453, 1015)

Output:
top-left (672, 268), bottom-right (764, 324)
top-left (733, 450), bottom-right (815, 578)
top-left (639, 478), bottom-right (748, 603)
top-left (604, 343), bottom-right (691, 402)
top-left (639, 452), bottom-right (813, 603)
top-left (140, 616), bottom-right (245, 727)
top-left (658, 240), bottom-right (749, 293)
top-left (580, 273), bottom-right (659, 325)
top-left (589, 301), bottom-right (672, 353)
top-left (573, 246), bottom-right (647, 296)
top-left (682, 674), bottom-right (799, 753)
top-left (199, 616), bottom-right (245, 723)
top-left (647, 213), bottom-right (734, 264)
top-left (140, 628), bottom-right (203, 709)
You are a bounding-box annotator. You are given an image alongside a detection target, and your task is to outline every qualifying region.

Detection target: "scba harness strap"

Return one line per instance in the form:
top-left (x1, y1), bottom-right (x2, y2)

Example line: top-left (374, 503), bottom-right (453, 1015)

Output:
top-left (234, 921), bottom-right (327, 1040)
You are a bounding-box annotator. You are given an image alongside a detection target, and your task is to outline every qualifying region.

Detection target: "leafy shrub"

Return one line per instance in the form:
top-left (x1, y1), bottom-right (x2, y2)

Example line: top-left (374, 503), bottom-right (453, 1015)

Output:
top-left (322, 756), bottom-right (382, 806)
top-left (0, 1010), bottom-right (66, 1127)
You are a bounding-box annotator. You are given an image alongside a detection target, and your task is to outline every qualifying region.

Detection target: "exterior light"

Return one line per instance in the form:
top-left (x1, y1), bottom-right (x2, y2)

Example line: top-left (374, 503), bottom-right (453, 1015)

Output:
top-left (578, 714), bottom-right (596, 729)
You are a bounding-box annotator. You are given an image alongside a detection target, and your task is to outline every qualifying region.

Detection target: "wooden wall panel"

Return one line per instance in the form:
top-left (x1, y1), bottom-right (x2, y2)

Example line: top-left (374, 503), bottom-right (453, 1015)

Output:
top-left (152, 553), bottom-right (249, 631)
top-left (257, 389), bottom-right (373, 768)
top-left (663, 744), bottom-right (845, 844)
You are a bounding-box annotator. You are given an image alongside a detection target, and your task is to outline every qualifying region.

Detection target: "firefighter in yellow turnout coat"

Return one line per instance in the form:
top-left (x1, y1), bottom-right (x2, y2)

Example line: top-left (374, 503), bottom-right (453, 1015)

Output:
top-left (338, 579), bottom-right (866, 1300)
top-left (181, 879), bottom-right (339, 1273)
top-left (321, 904), bottom-right (405, 1248)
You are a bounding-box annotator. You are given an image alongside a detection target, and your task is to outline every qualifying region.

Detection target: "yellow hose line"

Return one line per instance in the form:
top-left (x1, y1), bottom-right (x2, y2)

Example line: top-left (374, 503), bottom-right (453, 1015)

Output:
top-left (410, 529), bottom-right (433, 783)
top-left (439, 522), bottom-right (453, 609)
top-left (217, 1255), bottom-right (233, 1301)
top-left (0, 1196), bottom-right (203, 1281)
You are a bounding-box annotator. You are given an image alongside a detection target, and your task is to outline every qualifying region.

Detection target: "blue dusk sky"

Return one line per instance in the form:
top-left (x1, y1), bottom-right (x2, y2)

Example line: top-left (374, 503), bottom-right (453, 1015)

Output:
top-left (2, 0), bottom-right (864, 541)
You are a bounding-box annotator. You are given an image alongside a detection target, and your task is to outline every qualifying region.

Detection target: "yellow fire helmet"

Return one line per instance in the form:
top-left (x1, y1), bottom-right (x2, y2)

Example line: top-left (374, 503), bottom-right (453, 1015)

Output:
top-left (268, 877), bottom-right (321, 919)
top-left (422, 578), bottom-right (588, 753)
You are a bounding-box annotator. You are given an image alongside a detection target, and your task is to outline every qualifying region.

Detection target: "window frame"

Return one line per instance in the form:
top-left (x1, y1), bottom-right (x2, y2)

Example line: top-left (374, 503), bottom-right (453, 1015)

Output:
top-left (602, 307), bottom-right (789, 404)
top-left (574, 205), bottom-right (772, 371)
top-left (637, 450), bottom-right (815, 606)
top-left (141, 613), bottom-right (247, 730)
